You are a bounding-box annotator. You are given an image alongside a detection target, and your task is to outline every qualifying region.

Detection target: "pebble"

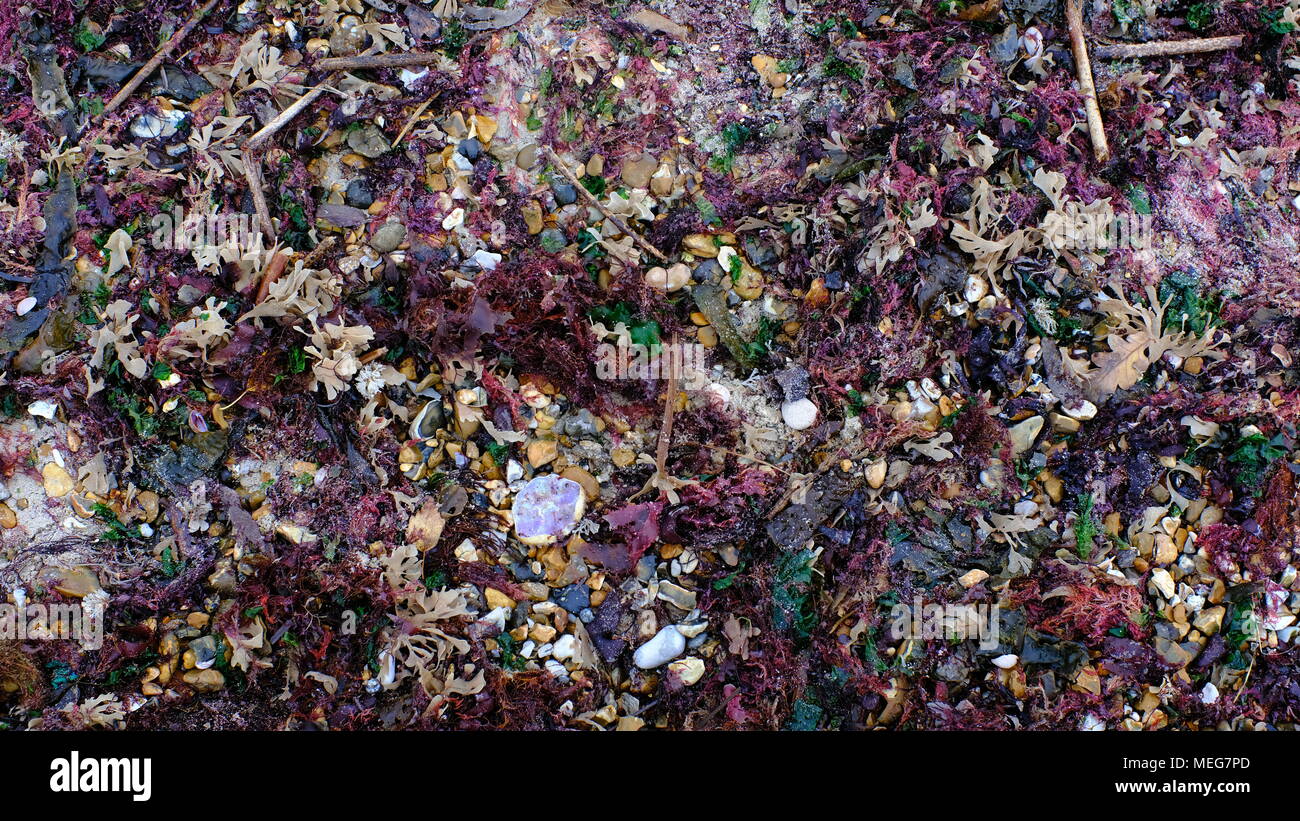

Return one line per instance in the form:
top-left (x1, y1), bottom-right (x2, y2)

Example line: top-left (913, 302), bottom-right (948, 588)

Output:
top-left (0, 503), bottom-right (15, 529)
top-left (1007, 415), bottom-right (1043, 457)
top-left (551, 633), bottom-right (577, 662)
top-left (42, 463), bottom-right (74, 497)
top-left (620, 152), bottom-right (658, 190)
top-left (344, 179), bottom-right (373, 208)
top-left (551, 181), bottom-right (577, 205)
top-left (526, 438), bottom-right (558, 467)
top-left (371, 221), bottom-right (406, 253)
top-left (347, 123), bottom-right (391, 158)
top-left (657, 581), bottom-right (697, 611)
top-left (992, 654), bottom-right (1019, 669)
top-left (457, 138), bottom-right (482, 160)
top-left (633, 625), bottom-right (686, 669)
top-left (1062, 399), bottom-right (1098, 420)
top-left (183, 668), bottom-right (226, 693)
top-left (668, 656), bottom-right (705, 685)
top-left (781, 398), bottom-right (818, 431)
top-left (552, 583), bottom-right (590, 614)
top-left (1150, 568), bottom-right (1176, 599)
top-left (644, 263), bottom-right (691, 292)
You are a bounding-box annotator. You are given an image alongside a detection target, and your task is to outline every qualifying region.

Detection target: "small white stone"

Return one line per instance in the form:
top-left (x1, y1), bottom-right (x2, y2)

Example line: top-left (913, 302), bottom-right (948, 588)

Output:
top-left (441, 208), bottom-right (465, 230)
top-left (964, 274), bottom-right (988, 303)
top-left (1062, 399), bottom-right (1098, 420)
top-left (781, 398), bottom-right (818, 431)
top-left (633, 625), bottom-right (686, 669)
top-left (27, 400), bottom-right (57, 420)
top-left (1150, 568), bottom-right (1176, 599)
top-left (551, 633), bottom-right (577, 662)
top-left (992, 653), bottom-right (1019, 669)
top-left (16, 296), bottom-right (36, 316)
top-left (1200, 682), bottom-right (1219, 705)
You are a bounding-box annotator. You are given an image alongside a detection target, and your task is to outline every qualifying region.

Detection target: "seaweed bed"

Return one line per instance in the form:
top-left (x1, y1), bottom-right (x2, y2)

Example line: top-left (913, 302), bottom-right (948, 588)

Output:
top-left (0, 0), bottom-right (1298, 731)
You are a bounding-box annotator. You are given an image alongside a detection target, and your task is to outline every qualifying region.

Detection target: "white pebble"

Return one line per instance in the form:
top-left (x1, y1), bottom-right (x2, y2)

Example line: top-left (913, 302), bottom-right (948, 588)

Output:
top-left (633, 625), bottom-right (686, 669)
top-left (992, 654), bottom-right (1019, 669)
top-left (781, 398), bottom-right (818, 430)
top-left (16, 296), bottom-right (36, 316)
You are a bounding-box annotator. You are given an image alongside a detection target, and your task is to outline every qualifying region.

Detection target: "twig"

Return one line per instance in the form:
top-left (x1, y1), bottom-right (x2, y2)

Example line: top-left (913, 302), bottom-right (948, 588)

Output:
top-left (393, 99), bottom-right (433, 146)
top-left (1093, 34), bottom-right (1245, 60)
top-left (543, 146), bottom-right (668, 263)
top-left (245, 82), bottom-right (338, 151)
top-left (1065, 0), bottom-right (1110, 163)
top-left (654, 337), bottom-right (680, 480)
top-left (241, 146), bottom-right (275, 240)
top-left (315, 52), bottom-right (447, 72)
top-left (102, 0), bottom-right (222, 115)
top-left (299, 235), bottom-right (337, 270)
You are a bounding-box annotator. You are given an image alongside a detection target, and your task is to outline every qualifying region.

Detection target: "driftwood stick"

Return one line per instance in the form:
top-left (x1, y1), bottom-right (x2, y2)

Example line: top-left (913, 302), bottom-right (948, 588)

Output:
top-left (1065, 0), bottom-right (1110, 163)
top-left (241, 146), bottom-right (275, 241)
top-left (245, 82), bottom-right (337, 151)
top-left (315, 52), bottom-right (446, 71)
top-left (102, 0), bottom-right (221, 115)
top-left (1094, 34), bottom-right (1245, 60)
top-left (543, 146), bottom-right (668, 263)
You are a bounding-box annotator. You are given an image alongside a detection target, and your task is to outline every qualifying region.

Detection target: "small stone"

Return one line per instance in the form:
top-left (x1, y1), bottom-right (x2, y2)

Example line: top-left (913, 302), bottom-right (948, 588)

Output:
top-left (657, 581), bottom-right (697, 611)
top-left (522, 201), bottom-right (543, 235)
top-left (1153, 534), bottom-right (1178, 565)
top-left (560, 466), bottom-right (600, 500)
top-left (187, 635), bottom-right (219, 669)
top-left (529, 623), bottom-right (557, 644)
top-left (0, 503), bottom-right (14, 529)
top-left (371, 221), bottom-right (406, 253)
top-left (551, 181), bottom-right (577, 205)
top-left (667, 656), bottom-right (705, 685)
top-left (696, 326), bottom-right (718, 347)
top-left (485, 588), bottom-right (516, 610)
top-left (42, 566), bottom-right (100, 598)
top-left (1062, 399), bottom-right (1098, 420)
top-left (1155, 637), bottom-right (1198, 668)
top-left (527, 438), bottom-right (558, 467)
top-left (865, 459), bottom-right (887, 489)
top-left (683, 233), bottom-right (720, 258)
top-left (824, 269), bottom-right (845, 290)
top-left (991, 653), bottom-right (1019, 669)
top-left (552, 583), bottom-right (590, 614)
top-left (611, 448), bottom-right (636, 467)
top-left (781, 398), bottom-right (818, 431)
top-left (1007, 415), bottom-right (1044, 457)
top-left (1050, 413), bottom-right (1081, 433)
top-left (551, 633), bottom-right (577, 661)
top-left (42, 463), bottom-right (74, 497)
top-left (645, 263), bottom-right (691, 293)
top-left (620, 152), bottom-right (658, 189)
top-left (958, 568), bottom-right (990, 588)
top-left (1193, 605), bottom-right (1225, 635)
top-left (633, 625), bottom-right (686, 669)
top-left (347, 123), bottom-right (391, 158)
top-left (1149, 568), bottom-right (1176, 599)
top-left (457, 137), bottom-right (481, 160)
top-left (344, 179), bottom-right (373, 208)
top-left (183, 668), bottom-right (225, 693)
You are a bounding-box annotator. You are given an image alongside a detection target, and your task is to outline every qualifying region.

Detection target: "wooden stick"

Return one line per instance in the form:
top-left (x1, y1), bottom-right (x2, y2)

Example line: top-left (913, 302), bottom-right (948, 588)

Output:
top-left (1093, 34), bottom-right (1244, 60)
top-left (245, 82), bottom-right (337, 151)
top-left (315, 52), bottom-right (446, 72)
top-left (241, 146), bottom-right (275, 240)
top-left (1065, 0), bottom-right (1110, 163)
top-left (102, 0), bottom-right (222, 115)
top-left (542, 146), bottom-right (668, 263)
